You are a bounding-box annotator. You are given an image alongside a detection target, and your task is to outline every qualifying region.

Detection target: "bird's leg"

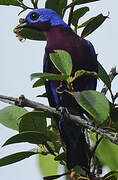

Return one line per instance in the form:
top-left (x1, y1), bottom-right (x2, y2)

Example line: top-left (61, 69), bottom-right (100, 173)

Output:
top-left (56, 81), bottom-right (70, 120)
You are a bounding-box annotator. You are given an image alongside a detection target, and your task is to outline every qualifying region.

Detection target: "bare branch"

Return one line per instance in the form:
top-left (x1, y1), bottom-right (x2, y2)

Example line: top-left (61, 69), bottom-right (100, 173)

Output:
top-left (17, 0), bottom-right (34, 13)
top-left (0, 94), bottom-right (118, 145)
top-left (30, 0), bottom-right (38, 8)
top-left (101, 66), bottom-right (118, 94)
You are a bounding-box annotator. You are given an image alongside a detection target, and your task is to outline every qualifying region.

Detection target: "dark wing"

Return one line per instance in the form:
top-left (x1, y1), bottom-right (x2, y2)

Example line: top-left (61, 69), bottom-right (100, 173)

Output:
top-left (43, 52), bottom-right (59, 108)
top-left (43, 38), bottom-right (98, 170)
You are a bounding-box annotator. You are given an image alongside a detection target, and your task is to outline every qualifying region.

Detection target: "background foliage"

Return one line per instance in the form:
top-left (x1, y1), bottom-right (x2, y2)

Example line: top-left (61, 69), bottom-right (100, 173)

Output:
top-left (0, 0), bottom-right (118, 179)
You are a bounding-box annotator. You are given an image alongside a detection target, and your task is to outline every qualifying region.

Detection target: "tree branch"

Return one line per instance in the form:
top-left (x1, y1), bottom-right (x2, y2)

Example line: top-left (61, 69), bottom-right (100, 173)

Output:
top-left (101, 66), bottom-right (118, 94)
top-left (0, 94), bottom-right (118, 145)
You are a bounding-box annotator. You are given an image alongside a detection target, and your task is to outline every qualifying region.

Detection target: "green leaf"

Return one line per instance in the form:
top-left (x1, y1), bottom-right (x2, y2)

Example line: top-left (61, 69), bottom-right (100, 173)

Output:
top-left (74, 70), bottom-right (86, 77)
top-left (78, 17), bottom-right (95, 28)
top-left (72, 69), bottom-right (97, 83)
top-left (19, 111), bottom-right (47, 133)
top-left (72, 7), bottom-right (89, 27)
top-left (98, 61), bottom-right (111, 89)
top-left (73, 90), bottom-right (110, 123)
top-left (3, 131), bottom-right (48, 146)
top-left (0, 151), bottom-right (37, 167)
top-left (18, 28), bottom-right (46, 41)
top-left (66, 174), bottom-right (73, 180)
top-left (31, 73), bottom-right (41, 80)
top-left (37, 92), bottom-right (47, 98)
top-left (47, 141), bottom-right (60, 154)
top-left (96, 139), bottom-right (118, 171)
top-left (81, 13), bottom-right (108, 38)
top-left (0, 0), bottom-right (22, 6)
top-left (47, 128), bottom-right (61, 153)
top-left (110, 107), bottom-right (118, 129)
top-left (50, 50), bottom-right (72, 75)
top-left (32, 79), bottom-right (45, 88)
top-left (51, 117), bottom-right (58, 131)
top-left (31, 72), bottom-right (69, 81)
top-left (0, 106), bottom-right (28, 131)
top-left (64, 0), bottom-right (99, 11)
top-left (39, 154), bottom-right (59, 177)
top-left (54, 152), bottom-right (66, 161)
top-left (45, 0), bottom-right (67, 18)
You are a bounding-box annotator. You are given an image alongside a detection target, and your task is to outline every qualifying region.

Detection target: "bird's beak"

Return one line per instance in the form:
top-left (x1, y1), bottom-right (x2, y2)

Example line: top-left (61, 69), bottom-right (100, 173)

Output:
top-left (13, 18), bottom-right (29, 36)
top-left (14, 18), bottom-right (29, 29)
top-left (15, 21), bottom-right (28, 29)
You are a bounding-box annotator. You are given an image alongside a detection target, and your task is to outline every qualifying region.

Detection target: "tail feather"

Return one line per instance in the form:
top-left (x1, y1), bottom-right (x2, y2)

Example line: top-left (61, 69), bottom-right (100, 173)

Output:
top-left (59, 117), bottom-right (90, 170)
top-left (66, 132), bottom-right (90, 170)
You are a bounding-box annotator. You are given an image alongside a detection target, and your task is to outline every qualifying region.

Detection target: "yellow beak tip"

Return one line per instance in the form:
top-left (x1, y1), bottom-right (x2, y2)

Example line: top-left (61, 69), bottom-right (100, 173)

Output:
top-left (13, 28), bottom-right (19, 34)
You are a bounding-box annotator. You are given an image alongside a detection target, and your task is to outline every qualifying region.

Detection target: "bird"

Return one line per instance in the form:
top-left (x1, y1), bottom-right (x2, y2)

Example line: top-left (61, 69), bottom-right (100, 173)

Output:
top-left (15, 8), bottom-right (98, 170)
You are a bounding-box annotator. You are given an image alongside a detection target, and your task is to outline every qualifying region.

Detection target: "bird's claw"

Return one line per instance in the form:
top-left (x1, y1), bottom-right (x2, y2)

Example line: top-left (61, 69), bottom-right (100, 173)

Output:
top-left (57, 106), bottom-right (70, 120)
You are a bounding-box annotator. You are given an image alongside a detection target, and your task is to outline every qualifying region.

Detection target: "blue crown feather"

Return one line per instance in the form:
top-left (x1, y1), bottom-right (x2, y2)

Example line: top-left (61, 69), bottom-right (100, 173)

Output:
top-left (24, 8), bottom-right (69, 28)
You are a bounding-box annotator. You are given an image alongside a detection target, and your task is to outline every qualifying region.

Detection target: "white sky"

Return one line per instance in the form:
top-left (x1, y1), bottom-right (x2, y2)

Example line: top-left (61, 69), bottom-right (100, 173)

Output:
top-left (0, 0), bottom-right (118, 179)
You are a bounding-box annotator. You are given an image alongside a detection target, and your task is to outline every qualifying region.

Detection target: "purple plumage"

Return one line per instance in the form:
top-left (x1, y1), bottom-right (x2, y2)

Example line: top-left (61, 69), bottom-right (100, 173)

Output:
top-left (15, 8), bottom-right (98, 170)
top-left (44, 25), bottom-right (97, 169)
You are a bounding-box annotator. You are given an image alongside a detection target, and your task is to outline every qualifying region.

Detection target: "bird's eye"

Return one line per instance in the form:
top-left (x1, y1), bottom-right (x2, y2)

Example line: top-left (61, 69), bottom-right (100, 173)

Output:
top-left (30, 12), bottom-right (39, 20)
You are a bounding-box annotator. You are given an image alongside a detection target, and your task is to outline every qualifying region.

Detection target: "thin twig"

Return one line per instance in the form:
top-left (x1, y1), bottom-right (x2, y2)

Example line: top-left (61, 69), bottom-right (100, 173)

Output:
top-left (17, 0), bottom-right (34, 10)
top-left (92, 137), bottom-right (103, 155)
top-left (68, 0), bottom-right (75, 26)
top-left (30, 0), bottom-right (38, 8)
top-left (101, 66), bottom-right (118, 94)
top-left (44, 142), bottom-right (56, 156)
top-left (103, 127), bottom-right (118, 133)
top-left (0, 95), bottom-right (118, 145)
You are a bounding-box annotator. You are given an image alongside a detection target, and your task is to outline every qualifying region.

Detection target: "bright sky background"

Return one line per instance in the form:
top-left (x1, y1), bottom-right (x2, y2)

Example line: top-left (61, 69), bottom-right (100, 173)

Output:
top-left (0, 0), bottom-right (118, 179)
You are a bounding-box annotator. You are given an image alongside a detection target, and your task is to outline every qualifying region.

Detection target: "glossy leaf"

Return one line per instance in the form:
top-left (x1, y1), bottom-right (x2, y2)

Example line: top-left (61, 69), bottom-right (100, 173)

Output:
top-left (37, 92), bottom-right (47, 98)
top-left (32, 78), bottom-right (45, 88)
top-left (72, 7), bottom-right (89, 27)
top-left (50, 50), bottom-right (72, 75)
top-left (98, 61), bottom-right (111, 89)
top-left (73, 90), bottom-right (110, 123)
top-left (31, 73), bottom-right (41, 80)
top-left (54, 152), bottom-right (66, 161)
top-left (39, 154), bottom-right (59, 177)
top-left (18, 28), bottom-right (46, 41)
top-left (3, 131), bottom-right (48, 146)
top-left (0, 0), bottom-right (22, 6)
top-left (66, 174), bottom-right (73, 180)
top-left (0, 106), bottom-right (28, 131)
top-left (74, 70), bottom-right (87, 78)
top-left (47, 141), bottom-right (60, 154)
top-left (81, 13), bottom-right (108, 38)
top-left (64, 0), bottom-right (99, 11)
top-left (19, 111), bottom-right (47, 133)
top-left (78, 17), bottom-right (95, 28)
top-left (0, 151), bottom-right (37, 167)
top-left (45, 0), bottom-right (67, 18)
top-left (110, 107), bottom-right (118, 129)
top-left (31, 72), bottom-right (69, 81)
top-left (72, 69), bottom-right (97, 82)
top-left (46, 128), bottom-right (61, 154)
top-left (96, 139), bottom-right (118, 171)
top-left (51, 117), bottom-right (58, 131)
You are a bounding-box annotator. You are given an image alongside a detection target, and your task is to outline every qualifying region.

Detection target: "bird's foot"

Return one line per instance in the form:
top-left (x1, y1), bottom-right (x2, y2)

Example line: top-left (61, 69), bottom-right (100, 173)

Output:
top-left (56, 106), bottom-right (70, 120)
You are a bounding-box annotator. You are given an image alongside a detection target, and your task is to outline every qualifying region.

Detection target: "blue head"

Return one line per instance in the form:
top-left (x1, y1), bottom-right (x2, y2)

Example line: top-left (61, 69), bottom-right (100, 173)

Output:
top-left (16, 8), bottom-right (69, 31)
